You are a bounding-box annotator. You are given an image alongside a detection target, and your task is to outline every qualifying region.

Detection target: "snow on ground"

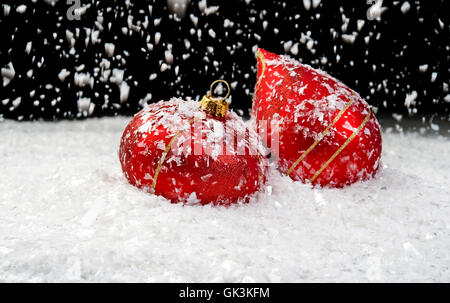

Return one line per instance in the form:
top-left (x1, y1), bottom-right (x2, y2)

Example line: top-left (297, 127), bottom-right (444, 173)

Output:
top-left (0, 117), bottom-right (449, 282)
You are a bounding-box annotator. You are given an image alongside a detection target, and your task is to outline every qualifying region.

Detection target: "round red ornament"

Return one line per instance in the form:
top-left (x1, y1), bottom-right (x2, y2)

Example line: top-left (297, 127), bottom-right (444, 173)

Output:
top-left (119, 80), bottom-right (268, 205)
top-left (252, 49), bottom-right (382, 188)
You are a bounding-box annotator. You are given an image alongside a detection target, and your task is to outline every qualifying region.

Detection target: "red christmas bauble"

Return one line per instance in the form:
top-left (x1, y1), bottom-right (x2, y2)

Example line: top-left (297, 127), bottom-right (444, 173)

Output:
top-left (119, 97), bottom-right (268, 205)
top-left (252, 48), bottom-right (382, 188)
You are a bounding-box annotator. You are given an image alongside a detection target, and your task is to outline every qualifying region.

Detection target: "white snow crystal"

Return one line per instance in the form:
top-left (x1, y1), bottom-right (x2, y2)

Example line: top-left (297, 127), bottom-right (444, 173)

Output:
top-left (1, 62), bottom-right (15, 86)
top-left (160, 63), bottom-right (169, 72)
top-left (104, 43), bottom-right (115, 57)
top-left (25, 41), bottom-right (32, 55)
top-left (12, 97), bottom-right (21, 108)
top-left (312, 0), bottom-right (321, 9)
top-left (155, 32), bottom-right (161, 45)
top-left (208, 28), bottom-right (216, 38)
top-left (164, 50), bottom-right (174, 64)
top-left (404, 91), bottom-right (417, 108)
top-left (342, 32), bottom-right (357, 44)
top-left (167, 0), bottom-right (190, 18)
top-left (400, 1), bottom-right (411, 14)
top-left (120, 82), bottom-right (130, 103)
top-left (419, 64), bottom-right (428, 72)
top-left (74, 72), bottom-right (93, 88)
top-left (66, 30), bottom-right (75, 47)
top-left (16, 5), bottom-right (27, 14)
top-left (290, 43), bottom-right (299, 55)
top-left (303, 0), bottom-right (311, 11)
top-left (283, 41), bottom-right (293, 53)
top-left (198, 0), bottom-right (219, 15)
top-left (438, 19), bottom-right (444, 30)
top-left (3, 4), bottom-right (11, 16)
top-left (58, 69), bottom-right (71, 82)
top-left (190, 14), bottom-right (199, 26)
top-left (431, 72), bottom-right (437, 82)
top-left (110, 69), bottom-right (124, 85)
top-left (430, 123), bottom-right (439, 132)
top-left (366, 0), bottom-right (387, 21)
top-left (355, 21), bottom-right (364, 33)
top-left (76, 97), bottom-right (94, 116)
top-left (74, 4), bottom-right (91, 17)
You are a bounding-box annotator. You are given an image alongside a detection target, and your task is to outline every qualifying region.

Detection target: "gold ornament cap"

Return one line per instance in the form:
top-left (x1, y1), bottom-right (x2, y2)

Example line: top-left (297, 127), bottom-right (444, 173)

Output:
top-left (200, 80), bottom-right (230, 117)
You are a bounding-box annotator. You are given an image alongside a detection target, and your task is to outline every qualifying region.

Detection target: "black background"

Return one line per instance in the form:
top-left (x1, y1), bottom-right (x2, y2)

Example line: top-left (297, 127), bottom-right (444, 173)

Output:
top-left (0, 283), bottom-right (446, 301)
top-left (1, 0), bottom-right (449, 128)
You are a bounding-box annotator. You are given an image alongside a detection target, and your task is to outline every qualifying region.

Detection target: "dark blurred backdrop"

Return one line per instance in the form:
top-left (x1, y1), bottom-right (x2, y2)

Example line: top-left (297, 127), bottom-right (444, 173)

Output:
top-left (1, 0), bottom-right (449, 129)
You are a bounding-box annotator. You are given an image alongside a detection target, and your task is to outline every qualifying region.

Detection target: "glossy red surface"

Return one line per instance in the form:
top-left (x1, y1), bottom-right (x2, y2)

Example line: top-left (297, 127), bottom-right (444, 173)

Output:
top-left (119, 100), bottom-right (267, 204)
top-left (252, 49), bottom-right (382, 187)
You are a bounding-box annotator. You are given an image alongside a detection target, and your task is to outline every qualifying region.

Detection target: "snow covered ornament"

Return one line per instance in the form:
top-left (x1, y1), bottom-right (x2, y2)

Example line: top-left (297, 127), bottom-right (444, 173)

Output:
top-left (252, 49), bottom-right (382, 188)
top-left (119, 80), bottom-right (268, 205)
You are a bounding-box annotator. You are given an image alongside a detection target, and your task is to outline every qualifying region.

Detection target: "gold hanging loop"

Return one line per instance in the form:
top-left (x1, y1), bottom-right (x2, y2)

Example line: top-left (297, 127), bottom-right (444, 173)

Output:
top-left (209, 79), bottom-right (231, 101)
